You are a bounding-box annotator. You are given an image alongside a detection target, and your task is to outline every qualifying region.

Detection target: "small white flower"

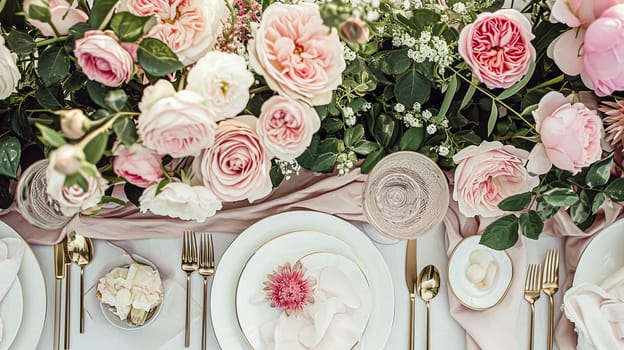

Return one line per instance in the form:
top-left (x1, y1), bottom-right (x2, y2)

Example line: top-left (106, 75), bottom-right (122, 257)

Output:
top-left (394, 103), bottom-right (405, 113)
top-left (438, 146), bottom-right (450, 157)
top-left (422, 110), bottom-right (433, 120)
top-left (343, 106), bottom-right (355, 118)
top-left (412, 102), bottom-right (421, 112)
top-left (362, 102), bottom-right (372, 111)
top-left (366, 10), bottom-right (380, 21)
top-left (452, 2), bottom-right (467, 14)
top-left (343, 46), bottom-right (357, 61)
top-left (426, 124), bottom-right (438, 135)
top-left (441, 119), bottom-right (449, 128)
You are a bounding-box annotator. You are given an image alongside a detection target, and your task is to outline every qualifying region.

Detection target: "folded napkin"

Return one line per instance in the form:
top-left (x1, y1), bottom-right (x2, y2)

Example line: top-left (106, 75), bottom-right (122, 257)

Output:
top-left (0, 238), bottom-right (25, 342)
top-left (443, 195), bottom-right (526, 350)
top-left (563, 264), bottom-right (624, 350)
top-left (260, 266), bottom-right (365, 350)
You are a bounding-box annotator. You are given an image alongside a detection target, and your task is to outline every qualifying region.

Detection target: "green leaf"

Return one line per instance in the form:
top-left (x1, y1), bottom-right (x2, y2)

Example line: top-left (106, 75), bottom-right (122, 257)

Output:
top-left (373, 114), bottom-right (396, 147)
top-left (460, 79), bottom-right (477, 110)
top-left (34, 82), bottom-right (62, 109)
top-left (100, 195), bottom-right (126, 206)
top-left (497, 192), bottom-right (532, 211)
top-left (519, 210), bottom-right (543, 240)
top-left (322, 117), bottom-right (343, 133)
top-left (0, 137), bottom-right (21, 178)
top-left (86, 81), bottom-right (109, 109)
top-left (586, 154), bottom-right (613, 188)
top-left (137, 38), bottom-right (184, 77)
top-left (536, 199), bottom-right (558, 220)
top-left (27, 2), bottom-right (51, 22)
top-left (0, 176), bottom-right (13, 209)
top-left (542, 188), bottom-right (579, 206)
top-left (113, 117), bottom-right (137, 145)
top-left (394, 68), bottom-right (431, 107)
top-left (378, 49), bottom-right (412, 75)
top-left (361, 147), bottom-right (387, 174)
top-left (571, 190), bottom-right (591, 224)
top-left (110, 12), bottom-right (153, 42)
top-left (344, 125), bottom-right (364, 148)
top-left (155, 177), bottom-right (170, 196)
top-left (89, 0), bottom-right (118, 29)
top-left (83, 132), bottom-right (108, 164)
top-left (487, 99), bottom-right (498, 136)
top-left (270, 165), bottom-right (283, 187)
top-left (438, 75), bottom-right (457, 119)
top-left (352, 140), bottom-right (379, 155)
top-left (497, 62), bottom-right (536, 100)
top-left (317, 138), bottom-right (339, 154)
top-left (605, 178), bottom-right (624, 201)
top-left (399, 127), bottom-right (424, 151)
top-left (65, 173), bottom-right (89, 192)
top-left (124, 182), bottom-right (142, 207)
top-left (6, 29), bottom-right (35, 56)
top-left (104, 89), bottom-right (128, 112)
top-left (312, 153), bottom-right (337, 173)
top-left (592, 192), bottom-right (606, 214)
top-left (480, 214), bottom-right (519, 250)
top-left (38, 46), bottom-right (70, 87)
top-left (37, 124), bottom-right (66, 147)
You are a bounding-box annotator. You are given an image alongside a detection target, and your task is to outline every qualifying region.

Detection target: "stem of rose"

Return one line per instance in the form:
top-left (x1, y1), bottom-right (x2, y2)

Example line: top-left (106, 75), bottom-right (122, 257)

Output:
top-left (76, 112), bottom-right (139, 149)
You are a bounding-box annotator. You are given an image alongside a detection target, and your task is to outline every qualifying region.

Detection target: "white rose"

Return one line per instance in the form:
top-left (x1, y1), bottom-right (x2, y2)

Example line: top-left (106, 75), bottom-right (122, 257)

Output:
top-left (139, 182), bottom-right (222, 222)
top-left (0, 37), bottom-right (21, 100)
top-left (138, 79), bottom-right (177, 112)
top-left (46, 167), bottom-right (108, 216)
top-left (49, 144), bottom-right (85, 175)
top-left (187, 51), bottom-right (254, 120)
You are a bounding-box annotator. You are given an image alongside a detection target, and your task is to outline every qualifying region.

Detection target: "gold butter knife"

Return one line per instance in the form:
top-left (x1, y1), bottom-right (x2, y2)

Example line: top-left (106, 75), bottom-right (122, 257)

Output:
top-left (405, 239), bottom-right (417, 350)
top-left (54, 242), bottom-right (65, 350)
top-left (63, 238), bottom-right (71, 350)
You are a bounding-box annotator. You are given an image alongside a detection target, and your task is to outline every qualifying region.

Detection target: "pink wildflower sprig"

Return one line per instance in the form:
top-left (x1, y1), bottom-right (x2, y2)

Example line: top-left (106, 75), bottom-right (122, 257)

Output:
top-left (263, 260), bottom-right (316, 316)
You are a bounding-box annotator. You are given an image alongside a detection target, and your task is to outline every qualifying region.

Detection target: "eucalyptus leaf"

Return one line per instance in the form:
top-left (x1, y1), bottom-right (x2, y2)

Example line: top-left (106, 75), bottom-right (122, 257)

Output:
top-left (438, 75), bottom-right (458, 119)
top-left (0, 137), bottom-right (21, 178)
top-left (519, 210), bottom-right (543, 240)
top-left (487, 99), bottom-right (498, 136)
top-left (480, 214), bottom-right (519, 250)
top-left (460, 79), bottom-right (477, 110)
top-left (497, 62), bottom-right (536, 100)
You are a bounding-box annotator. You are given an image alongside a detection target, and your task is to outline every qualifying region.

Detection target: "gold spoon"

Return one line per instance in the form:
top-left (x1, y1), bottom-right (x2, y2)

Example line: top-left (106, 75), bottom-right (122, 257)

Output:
top-left (418, 265), bottom-right (440, 350)
top-left (65, 232), bottom-right (94, 333)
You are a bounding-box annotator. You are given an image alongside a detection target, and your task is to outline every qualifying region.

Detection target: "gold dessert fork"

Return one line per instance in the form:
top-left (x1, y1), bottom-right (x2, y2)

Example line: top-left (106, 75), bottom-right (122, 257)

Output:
top-left (524, 264), bottom-right (541, 350)
top-left (181, 231), bottom-right (198, 347)
top-left (542, 249), bottom-right (560, 350)
top-left (198, 233), bottom-right (215, 350)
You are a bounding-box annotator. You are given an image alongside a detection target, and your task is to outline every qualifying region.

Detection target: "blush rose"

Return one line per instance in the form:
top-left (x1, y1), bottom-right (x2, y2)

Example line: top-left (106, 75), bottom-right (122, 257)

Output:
top-left (74, 30), bottom-right (134, 87)
top-left (113, 144), bottom-right (164, 188)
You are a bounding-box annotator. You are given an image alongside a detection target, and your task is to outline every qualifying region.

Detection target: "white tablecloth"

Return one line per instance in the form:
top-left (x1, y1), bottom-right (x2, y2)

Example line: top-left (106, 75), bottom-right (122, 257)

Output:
top-left (31, 222), bottom-right (564, 350)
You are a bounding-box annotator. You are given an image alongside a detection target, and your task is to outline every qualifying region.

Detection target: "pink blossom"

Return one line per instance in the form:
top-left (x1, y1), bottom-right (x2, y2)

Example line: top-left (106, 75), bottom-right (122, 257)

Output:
top-left (458, 9), bottom-right (536, 89)
top-left (247, 3), bottom-right (346, 106)
top-left (74, 31), bottom-right (134, 87)
top-left (550, 0), bottom-right (623, 27)
top-left (453, 141), bottom-right (539, 218)
top-left (113, 144), bottom-right (164, 188)
top-left (23, 0), bottom-right (88, 37)
top-left (264, 260), bottom-right (316, 316)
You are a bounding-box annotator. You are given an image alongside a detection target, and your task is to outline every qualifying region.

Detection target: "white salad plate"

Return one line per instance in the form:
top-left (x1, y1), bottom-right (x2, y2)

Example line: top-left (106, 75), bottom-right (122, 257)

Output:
top-left (0, 278), bottom-right (23, 350)
top-left (574, 218), bottom-right (624, 287)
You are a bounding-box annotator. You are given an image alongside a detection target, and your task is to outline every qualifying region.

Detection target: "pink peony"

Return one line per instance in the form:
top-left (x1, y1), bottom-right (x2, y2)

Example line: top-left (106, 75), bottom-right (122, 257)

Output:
top-left (74, 31), bottom-right (134, 87)
top-left (247, 3), bottom-right (346, 106)
top-left (550, 0), bottom-right (623, 27)
top-left (458, 9), bottom-right (536, 89)
top-left (195, 116), bottom-right (272, 203)
top-left (257, 96), bottom-right (321, 161)
top-left (137, 81), bottom-right (217, 158)
top-left (113, 144), bottom-right (164, 188)
top-left (527, 92), bottom-right (604, 175)
top-left (120, 0), bottom-right (228, 65)
top-left (453, 141), bottom-right (539, 218)
top-left (23, 0), bottom-right (88, 37)
top-left (264, 260), bottom-right (316, 316)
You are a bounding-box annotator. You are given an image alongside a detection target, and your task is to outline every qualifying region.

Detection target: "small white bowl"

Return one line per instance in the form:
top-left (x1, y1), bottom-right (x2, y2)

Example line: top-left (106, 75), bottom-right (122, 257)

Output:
top-left (99, 255), bottom-right (163, 330)
top-left (447, 236), bottom-right (513, 311)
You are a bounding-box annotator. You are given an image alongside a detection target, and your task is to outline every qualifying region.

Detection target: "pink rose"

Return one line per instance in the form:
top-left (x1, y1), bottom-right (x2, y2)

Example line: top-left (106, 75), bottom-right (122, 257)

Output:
top-left (247, 3), bottom-right (346, 106)
top-left (74, 30), bottom-right (134, 87)
top-left (453, 141), bottom-right (539, 218)
top-left (458, 9), bottom-right (536, 89)
top-left (137, 82), bottom-right (217, 158)
top-left (120, 0), bottom-right (228, 65)
top-left (527, 92), bottom-right (604, 175)
top-left (113, 144), bottom-right (164, 188)
top-left (23, 0), bottom-right (88, 37)
top-left (257, 96), bottom-right (321, 161)
top-left (46, 167), bottom-right (108, 216)
top-left (550, 0), bottom-right (623, 27)
top-left (195, 116), bottom-right (272, 203)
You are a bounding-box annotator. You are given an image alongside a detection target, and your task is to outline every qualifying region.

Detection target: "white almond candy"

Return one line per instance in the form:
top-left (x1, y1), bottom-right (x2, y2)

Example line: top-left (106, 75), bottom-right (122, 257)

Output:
top-left (470, 250), bottom-right (493, 270)
top-left (466, 264), bottom-right (486, 284)
top-left (481, 263), bottom-right (498, 290)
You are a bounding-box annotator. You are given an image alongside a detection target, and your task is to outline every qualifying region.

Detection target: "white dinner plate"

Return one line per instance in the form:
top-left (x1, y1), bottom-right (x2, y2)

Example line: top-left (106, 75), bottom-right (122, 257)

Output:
top-left (0, 278), bottom-right (23, 350)
top-left (211, 211), bottom-right (394, 350)
top-left (574, 218), bottom-right (624, 287)
top-left (235, 233), bottom-right (372, 349)
top-left (448, 236), bottom-right (513, 310)
top-left (0, 221), bottom-right (47, 349)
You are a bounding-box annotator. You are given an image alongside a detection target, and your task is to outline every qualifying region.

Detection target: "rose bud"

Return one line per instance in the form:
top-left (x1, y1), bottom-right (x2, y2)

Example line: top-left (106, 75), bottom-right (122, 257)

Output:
top-left (50, 144), bottom-right (85, 175)
top-left (340, 17), bottom-right (370, 44)
top-left (58, 109), bottom-right (90, 139)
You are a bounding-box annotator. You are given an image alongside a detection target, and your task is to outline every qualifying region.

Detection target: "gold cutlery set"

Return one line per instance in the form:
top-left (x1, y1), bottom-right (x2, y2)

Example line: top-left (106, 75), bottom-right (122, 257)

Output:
top-left (524, 249), bottom-right (560, 350)
top-left (53, 233), bottom-right (94, 350)
top-left (181, 231), bottom-right (215, 350)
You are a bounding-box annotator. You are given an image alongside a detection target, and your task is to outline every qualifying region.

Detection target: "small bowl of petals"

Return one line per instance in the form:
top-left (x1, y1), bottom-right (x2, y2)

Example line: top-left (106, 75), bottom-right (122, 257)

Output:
top-left (96, 256), bottom-right (164, 330)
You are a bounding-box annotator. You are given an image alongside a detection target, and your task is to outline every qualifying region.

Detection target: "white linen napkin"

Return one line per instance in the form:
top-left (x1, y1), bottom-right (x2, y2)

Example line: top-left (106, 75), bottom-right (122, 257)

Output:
top-left (0, 238), bottom-right (25, 342)
top-left (564, 265), bottom-right (624, 350)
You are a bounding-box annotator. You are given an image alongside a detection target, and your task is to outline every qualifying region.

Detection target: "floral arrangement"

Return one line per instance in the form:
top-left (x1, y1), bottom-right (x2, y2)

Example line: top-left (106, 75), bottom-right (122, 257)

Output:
top-left (96, 262), bottom-right (164, 326)
top-left (264, 260), bottom-right (317, 316)
top-left (1, 0), bottom-right (624, 249)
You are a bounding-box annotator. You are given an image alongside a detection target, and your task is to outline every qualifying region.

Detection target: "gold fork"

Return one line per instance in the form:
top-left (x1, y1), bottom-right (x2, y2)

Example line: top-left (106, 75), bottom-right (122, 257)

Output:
top-left (542, 249), bottom-right (560, 350)
top-left (181, 231), bottom-right (198, 347)
top-left (199, 233), bottom-right (215, 350)
top-left (524, 264), bottom-right (542, 350)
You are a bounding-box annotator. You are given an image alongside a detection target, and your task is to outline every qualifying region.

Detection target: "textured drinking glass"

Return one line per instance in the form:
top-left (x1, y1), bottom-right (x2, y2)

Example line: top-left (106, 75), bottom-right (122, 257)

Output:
top-left (16, 159), bottom-right (71, 229)
top-left (363, 151), bottom-right (449, 240)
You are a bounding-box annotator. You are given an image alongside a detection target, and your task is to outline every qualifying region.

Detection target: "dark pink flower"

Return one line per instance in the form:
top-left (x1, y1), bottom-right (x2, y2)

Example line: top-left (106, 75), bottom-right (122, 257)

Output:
top-left (264, 260), bottom-right (316, 316)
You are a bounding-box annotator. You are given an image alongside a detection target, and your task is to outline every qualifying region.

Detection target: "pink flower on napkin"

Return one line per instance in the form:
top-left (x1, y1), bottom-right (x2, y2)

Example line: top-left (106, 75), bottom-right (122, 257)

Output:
top-left (264, 260), bottom-right (316, 316)
top-left (74, 31), bottom-right (134, 87)
top-left (458, 9), bottom-right (536, 89)
top-left (453, 141), bottom-right (539, 218)
top-left (113, 143), bottom-right (163, 188)
top-left (247, 3), bottom-right (346, 105)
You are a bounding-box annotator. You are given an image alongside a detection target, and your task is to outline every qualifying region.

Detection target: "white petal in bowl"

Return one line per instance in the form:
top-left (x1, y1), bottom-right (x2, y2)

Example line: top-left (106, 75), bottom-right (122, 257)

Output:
top-left (448, 235), bottom-right (513, 310)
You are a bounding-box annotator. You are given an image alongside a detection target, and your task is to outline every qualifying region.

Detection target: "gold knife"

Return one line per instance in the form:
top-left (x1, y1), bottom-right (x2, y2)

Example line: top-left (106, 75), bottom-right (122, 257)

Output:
top-left (54, 242), bottom-right (65, 350)
top-left (405, 239), bottom-right (417, 350)
top-left (63, 238), bottom-right (71, 350)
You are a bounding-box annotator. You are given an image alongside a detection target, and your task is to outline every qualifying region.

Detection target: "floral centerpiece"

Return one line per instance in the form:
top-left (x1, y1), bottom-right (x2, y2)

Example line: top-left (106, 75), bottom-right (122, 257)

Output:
top-left (0, 0), bottom-right (624, 249)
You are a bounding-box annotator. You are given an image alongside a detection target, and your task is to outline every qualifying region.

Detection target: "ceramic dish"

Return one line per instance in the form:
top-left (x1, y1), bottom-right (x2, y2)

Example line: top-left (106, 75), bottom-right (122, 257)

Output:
top-left (0, 279), bottom-right (23, 350)
top-left (574, 218), bottom-right (624, 287)
top-left (447, 235), bottom-right (513, 310)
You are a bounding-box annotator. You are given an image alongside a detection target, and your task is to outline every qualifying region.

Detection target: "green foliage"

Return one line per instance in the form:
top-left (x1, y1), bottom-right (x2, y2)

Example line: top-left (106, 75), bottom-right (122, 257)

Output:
top-left (137, 38), bottom-right (184, 77)
top-left (480, 214), bottom-right (519, 250)
top-left (110, 12), bottom-right (154, 42)
top-left (38, 46), bottom-right (70, 87)
top-left (0, 137), bottom-right (21, 178)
